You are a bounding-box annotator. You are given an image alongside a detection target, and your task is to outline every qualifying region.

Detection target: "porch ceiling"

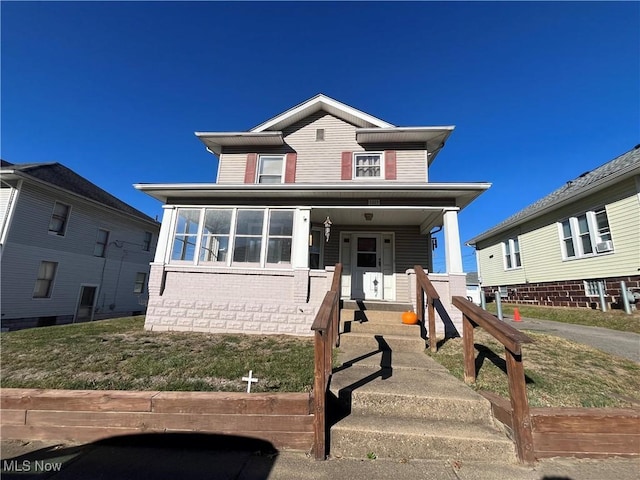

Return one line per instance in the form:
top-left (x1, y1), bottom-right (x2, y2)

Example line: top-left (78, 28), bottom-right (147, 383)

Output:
top-left (309, 207), bottom-right (443, 233)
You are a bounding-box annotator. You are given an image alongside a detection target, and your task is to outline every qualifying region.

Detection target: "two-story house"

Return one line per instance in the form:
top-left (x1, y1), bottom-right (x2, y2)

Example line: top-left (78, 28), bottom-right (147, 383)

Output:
top-left (467, 146), bottom-right (640, 309)
top-left (1, 160), bottom-right (160, 330)
top-left (135, 94), bottom-right (490, 335)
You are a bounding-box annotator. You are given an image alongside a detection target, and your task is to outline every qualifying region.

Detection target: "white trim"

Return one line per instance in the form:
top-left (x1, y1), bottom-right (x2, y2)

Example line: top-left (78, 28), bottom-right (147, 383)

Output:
top-left (338, 230), bottom-right (396, 301)
top-left (250, 94), bottom-right (394, 132)
top-left (558, 208), bottom-right (613, 261)
top-left (0, 178), bottom-right (21, 256)
top-left (256, 154), bottom-right (286, 184)
top-left (353, 152), bottom-right (384, 180)
top-left (502, 237), bottom-right (522, 270)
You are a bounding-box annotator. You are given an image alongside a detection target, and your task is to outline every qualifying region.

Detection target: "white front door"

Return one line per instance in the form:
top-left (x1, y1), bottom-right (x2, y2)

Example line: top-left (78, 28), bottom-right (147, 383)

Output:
top-left (351, 235), bottom-right (382, 300)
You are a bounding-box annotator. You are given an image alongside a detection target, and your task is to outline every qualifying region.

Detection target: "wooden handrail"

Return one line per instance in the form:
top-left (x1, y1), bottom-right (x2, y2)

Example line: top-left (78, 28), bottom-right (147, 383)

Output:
top-left (310, 264), bottom-right (342, 461)
top-left (414, 265), bottom-right (439, 352)
top-left (452, 296), bottom-right (532, 355)
top-left (415, 265), bottom-right (439, 300)
top-left (451, 295), bottom-right (535, 465)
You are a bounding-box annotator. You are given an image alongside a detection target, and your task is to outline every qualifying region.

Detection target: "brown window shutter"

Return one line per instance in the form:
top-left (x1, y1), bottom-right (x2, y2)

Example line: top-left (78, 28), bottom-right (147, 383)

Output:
top-left (244, 153), bottom-right (257, 183)
top-left (341, 151), bottom-right (352, 180)
top-left (385, 150), bottom-right (397, 180)
top-left (285, 153), bottom-right (297, 183)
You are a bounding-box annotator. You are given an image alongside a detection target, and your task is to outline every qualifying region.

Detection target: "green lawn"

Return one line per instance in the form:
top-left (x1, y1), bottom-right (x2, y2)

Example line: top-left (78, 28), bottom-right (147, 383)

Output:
top-left (3, 315), bottom-right (639, 409)
top-left (428, 329), bottom-right (640, 408)
top-left (1, 316), bottom-right (315, 392)
top-left (485, 303), bottom-right (640, 334)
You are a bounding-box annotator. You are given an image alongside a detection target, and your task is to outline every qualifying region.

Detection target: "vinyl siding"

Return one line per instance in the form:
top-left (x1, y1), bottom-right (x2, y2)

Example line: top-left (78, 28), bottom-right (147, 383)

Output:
top-left (217, 112), bottom-right (428, 184)
top-left (0, 182), bottom-right (158, 320)
top-left (477, 177), bottom-right (640, 286)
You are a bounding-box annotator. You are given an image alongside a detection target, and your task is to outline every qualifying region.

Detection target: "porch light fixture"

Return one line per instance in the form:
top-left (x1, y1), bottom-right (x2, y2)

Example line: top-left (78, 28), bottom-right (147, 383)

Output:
top-left (323, 216), bottom-right (332, 242)
top-left (364, 213), bottom-right (373, 221)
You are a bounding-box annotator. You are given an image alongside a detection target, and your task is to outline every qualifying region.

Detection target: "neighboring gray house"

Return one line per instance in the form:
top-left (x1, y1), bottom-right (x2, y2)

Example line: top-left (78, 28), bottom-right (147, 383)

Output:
top-left (135, 94), bottom-right (490, 335)
top-left (467, 146), bottom-right (640, 309)
top-left (0, 160), bottom-right (160, 330)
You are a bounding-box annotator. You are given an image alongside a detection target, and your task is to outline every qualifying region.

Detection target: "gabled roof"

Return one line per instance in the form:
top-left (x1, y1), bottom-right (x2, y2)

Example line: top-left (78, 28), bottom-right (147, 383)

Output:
top-left (195, 94), bottom-right (455, 161)
top-left (1, 162), bottom-right (158, 226)
top-left (250, 94), bottom-right (395, 132)
top-left (467, 145), bottom-right (640, 245)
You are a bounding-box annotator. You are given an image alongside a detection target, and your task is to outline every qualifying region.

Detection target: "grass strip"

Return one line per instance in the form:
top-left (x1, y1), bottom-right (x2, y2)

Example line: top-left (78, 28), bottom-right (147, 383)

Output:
top-left (428, 329), bottom-right (640, 408)
top-left (1, 316), bottom-right (315, 392)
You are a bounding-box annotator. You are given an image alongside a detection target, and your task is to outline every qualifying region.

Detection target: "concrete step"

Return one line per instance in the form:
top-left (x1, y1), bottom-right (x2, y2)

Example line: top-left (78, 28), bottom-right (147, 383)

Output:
top-left (330, 366), bottom-right (494, 423)
top-left (342, 301), bottom-right (413, 312)
top-left (337, 332), bottom-right (426, 353)
top-left (335, 346), bottom-right (448, 372)
top-left (341, 309), bottom-right (415, 324)
top-left (342, 319), bottom-right (421, 336)
top-left (330, 414), bottom-right (516, 462)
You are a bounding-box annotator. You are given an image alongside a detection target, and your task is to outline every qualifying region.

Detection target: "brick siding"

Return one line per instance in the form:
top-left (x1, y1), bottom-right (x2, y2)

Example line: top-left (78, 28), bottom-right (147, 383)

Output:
top-left (483, 275), bottom-right (640, 309)
top-left (144, 265), bottom-right (330, 335)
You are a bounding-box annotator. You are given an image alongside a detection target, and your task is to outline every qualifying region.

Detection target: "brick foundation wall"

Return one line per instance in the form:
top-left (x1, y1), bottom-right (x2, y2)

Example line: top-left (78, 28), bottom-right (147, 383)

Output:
top-left (144, 265), bottom-right (330, 336)
top-left (483, 275), bottom-right (640, 309)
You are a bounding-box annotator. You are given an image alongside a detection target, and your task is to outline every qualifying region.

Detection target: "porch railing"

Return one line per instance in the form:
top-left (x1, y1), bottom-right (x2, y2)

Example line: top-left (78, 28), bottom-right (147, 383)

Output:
top-left (452, 295), bottom-right (535, 464)
top-left (310, 263), bottom-right (342, 460)
top-left (414, 265), bottom-right (440, 352)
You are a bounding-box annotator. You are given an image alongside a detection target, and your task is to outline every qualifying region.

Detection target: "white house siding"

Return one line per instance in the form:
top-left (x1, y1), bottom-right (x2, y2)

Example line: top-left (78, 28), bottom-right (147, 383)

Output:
top-left (0, 182), bottom-right (158, 328)
top-left (0, 181), bottom-right (18, 248)
top-left (144, 265), bottom-right (330, 335)
top-left (216, 112), bottom-right (428, 184)
top-left (477, 178), bottom-right (640, 287)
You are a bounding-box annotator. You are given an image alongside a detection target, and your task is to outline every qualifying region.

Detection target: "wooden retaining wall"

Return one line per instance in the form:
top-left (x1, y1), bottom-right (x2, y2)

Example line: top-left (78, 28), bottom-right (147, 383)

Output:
top-left (0, 389), bottom-right (314, 451)
top-left (482, 392), bottom-right (640, 459)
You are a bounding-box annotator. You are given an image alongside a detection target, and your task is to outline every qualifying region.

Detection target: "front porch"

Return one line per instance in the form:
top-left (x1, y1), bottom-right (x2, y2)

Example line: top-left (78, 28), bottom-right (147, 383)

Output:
top-left (138, 183), bottom-right (485, 336)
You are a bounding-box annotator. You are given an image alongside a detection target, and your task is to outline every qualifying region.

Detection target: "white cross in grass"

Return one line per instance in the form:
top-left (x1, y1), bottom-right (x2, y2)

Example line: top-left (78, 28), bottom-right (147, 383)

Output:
top-left (242, 370), bottom-right (258, 393)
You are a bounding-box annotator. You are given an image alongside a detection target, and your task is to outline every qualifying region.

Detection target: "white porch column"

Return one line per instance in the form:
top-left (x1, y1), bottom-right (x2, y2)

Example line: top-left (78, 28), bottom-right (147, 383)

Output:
top-left (443, 209), bottom-right (463, 273)
top-left (292, 208), bottom-right (311, 269)
top-left (154, 206), bottom-right (175, 264)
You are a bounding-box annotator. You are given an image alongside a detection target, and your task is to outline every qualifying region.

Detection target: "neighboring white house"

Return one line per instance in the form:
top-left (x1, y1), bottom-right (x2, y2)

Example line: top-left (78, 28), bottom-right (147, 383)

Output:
top-left (467, 145), bottom-right (640, 309)
top-left (0, 161), bottom-right (160, 330)
top-left (135, 94), bottom-right (491, 335)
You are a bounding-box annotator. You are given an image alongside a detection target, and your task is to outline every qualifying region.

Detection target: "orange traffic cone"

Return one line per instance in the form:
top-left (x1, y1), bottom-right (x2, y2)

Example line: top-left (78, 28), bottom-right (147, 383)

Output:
top-left (513, 308), bottom-right (522, 322)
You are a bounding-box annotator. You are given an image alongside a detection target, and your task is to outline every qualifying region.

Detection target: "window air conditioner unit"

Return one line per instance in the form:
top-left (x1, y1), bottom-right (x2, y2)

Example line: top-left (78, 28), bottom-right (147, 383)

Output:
top-left (595, 240), bottom-right (613, 253)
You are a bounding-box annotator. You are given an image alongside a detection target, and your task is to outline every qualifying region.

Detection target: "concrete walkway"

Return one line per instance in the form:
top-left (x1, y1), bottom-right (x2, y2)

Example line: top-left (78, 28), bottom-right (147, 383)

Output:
top-left (502, 314), bottom-right (640, 363)
top-left (2, 439), bottom-right (640, 480)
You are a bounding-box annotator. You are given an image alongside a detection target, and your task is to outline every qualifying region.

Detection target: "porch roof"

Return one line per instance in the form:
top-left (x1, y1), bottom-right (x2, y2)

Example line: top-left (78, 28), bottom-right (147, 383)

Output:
top-left (135, 182), bottom-right (489, 205)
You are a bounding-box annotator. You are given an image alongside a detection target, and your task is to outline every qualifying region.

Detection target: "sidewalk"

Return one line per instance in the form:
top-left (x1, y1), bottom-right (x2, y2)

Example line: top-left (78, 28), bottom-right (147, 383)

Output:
top-left (500, 314), bottom-right (640, 363)
top-left (2, 439), bottom-right (639, 480)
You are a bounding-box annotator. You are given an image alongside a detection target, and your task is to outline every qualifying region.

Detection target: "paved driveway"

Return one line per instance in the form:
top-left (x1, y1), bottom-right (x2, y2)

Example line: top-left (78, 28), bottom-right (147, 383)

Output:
top-left (504, 315), bottom-right (640, 363)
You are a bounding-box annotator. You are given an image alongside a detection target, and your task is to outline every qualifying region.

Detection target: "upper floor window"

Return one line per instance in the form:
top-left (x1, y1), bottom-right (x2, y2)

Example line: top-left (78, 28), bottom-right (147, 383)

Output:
top-left (142, 231), bottom-right (152, 251)
top-left (503, 237), bottom-right (522, 269)
top-left (94, 229), bottom-right (109, 257)
top-left (33, 261), bottom-right (58, 298)
top-left (257, 155), bottom-right (284, 183)
top-left (354, 153), bottom-right (383, 179)
top-left (559, 208), bottom-right (613, 260)
top-left (49, 202), bottom-right (70, 236)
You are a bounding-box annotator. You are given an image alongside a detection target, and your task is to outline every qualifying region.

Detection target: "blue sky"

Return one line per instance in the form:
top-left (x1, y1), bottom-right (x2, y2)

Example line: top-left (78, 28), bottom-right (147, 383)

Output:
top-left (2, 2), bottom-right (638, 272)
